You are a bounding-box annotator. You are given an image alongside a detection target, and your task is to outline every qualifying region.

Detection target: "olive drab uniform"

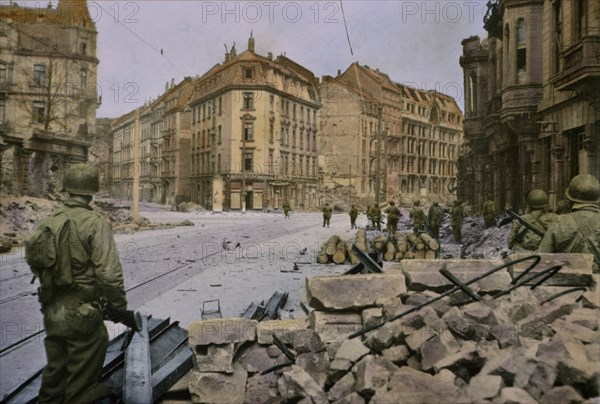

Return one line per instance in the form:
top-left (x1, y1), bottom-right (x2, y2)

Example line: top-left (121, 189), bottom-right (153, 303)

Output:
top-left (371, 206), bottom-right (382, 230)
top-left (427, 203), bottom-right (443, 239)
top-left (482, 200), bottom-right (497, 228)
top-left (507, 209), bottom-right (557, 252)
top-left (36, 198), bottom-right (127, 403)
top-left (384, 202), bottom-right (401, 234)
top-left (282, 201), bottom-right (291, 219)
top-left (451, 201), bottom-right (464, 243)
top-left (409, 202), bottom-right (426, 234)
top-left (349, 205), bottom-right (358, 229)
top-left (322, 204), bottom-right (333, 227)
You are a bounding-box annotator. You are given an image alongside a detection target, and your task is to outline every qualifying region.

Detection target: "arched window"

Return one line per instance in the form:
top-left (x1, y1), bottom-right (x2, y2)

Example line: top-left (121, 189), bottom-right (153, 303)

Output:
top-left (516, 19), bottom-right (527, 82)
top-left (516, 19), bottom-right (526, 45)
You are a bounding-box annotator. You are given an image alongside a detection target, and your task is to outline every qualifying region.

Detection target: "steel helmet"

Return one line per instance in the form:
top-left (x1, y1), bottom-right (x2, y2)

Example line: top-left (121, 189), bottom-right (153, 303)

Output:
top-left (63, 164), bottom-right (99, 195)
top-left (526, 189), bottom-right (549, 209)
top-left (565, 174), bottom-right (600, 203)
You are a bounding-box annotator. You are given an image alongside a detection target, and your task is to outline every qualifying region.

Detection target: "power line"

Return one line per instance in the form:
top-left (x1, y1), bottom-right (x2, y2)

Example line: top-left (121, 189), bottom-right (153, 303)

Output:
top-left (339, 0), bottom-right (354, 56)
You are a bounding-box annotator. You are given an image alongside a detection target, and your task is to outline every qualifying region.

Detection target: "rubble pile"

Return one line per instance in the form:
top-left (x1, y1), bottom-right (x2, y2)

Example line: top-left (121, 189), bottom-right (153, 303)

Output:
top-left (186, 254), bottom-right (599, 403)
top-left (0, 196), bottom-right (60, 248)
top-left (460, 217), bottom-right (512, 260)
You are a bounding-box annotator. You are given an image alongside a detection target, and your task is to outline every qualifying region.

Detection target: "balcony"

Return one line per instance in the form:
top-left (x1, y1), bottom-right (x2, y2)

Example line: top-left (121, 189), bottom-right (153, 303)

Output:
top-left (483, 0), bottom-right (502, 39)
top-left (500, 84), bottom-right (542, 119)
top-left (482, 95), bottom-right (502, 129)
top-left (554, 36), bottom-right (600, 92)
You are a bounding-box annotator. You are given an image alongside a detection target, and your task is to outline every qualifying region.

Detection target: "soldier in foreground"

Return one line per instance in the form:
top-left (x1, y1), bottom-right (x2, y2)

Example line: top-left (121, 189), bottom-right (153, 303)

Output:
top-left (427, 202), bottom-right (443, 239)
top-left (322, 202), bottom-right (332, 228)
top-left (540, 174), bottom-right (600, 272)
top-left (507, 189), bottom-right (557, 252)
top-left (555, 198), bottom-right (572, 215)
top-left (27, 164), bottom-right (128, 403)
top-left (349, 205), bottom-right (358, 229)
top-left (482, 199), bottom-right (497, 228)
top-left (451, 200), bottom-right (464, 243)
top-left (384, 201), bottom-right (401, 234)
top-left (409, 200), bottom-right (426, 234)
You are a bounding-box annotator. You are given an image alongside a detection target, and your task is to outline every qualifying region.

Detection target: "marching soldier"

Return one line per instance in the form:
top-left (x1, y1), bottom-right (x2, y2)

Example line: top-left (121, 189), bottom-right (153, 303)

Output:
top-left (31, 164), bottom-right (128, 403)
top-left (371, 205), bottom-right (382, 231)
top-left (507, 189), bottom-right (557, 252)
top-left (349, 205), bottom-right (358, 229)
top-left (540, 174), bottom-right (600, 272)
top-left (409, 200), bottom-right (426, 234)
top-left (282, 200), bottom-right (291, 219)
top-left (451, 200), bottom-right (464, 243)
top-left (322, 202), bottom-right (333, 228)
top-left (427, 202), bottom-right (444, 239)
top-left (482, 199), bottom-right (497, 228)
top-left (384, 201), bottom-right (401, 234)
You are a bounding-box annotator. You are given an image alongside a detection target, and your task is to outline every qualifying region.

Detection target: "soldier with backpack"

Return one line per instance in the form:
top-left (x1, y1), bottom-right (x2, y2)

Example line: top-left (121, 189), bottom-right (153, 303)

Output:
top-left (26, 164), bottom-right (129, 403)
top-left (540, 174), bottom-right (600, 272)
top-left (507, 189), bottom-right (557, 252)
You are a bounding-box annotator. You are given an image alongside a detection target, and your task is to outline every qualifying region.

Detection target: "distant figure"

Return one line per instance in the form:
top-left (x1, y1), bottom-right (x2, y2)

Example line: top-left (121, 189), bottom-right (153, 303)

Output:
top-left (384, 201), bottom-right (401, 234)
top-left (451, 200), bottom-right (464, 243)
top-left (322, 203), bottom-right (332, 228)
top-left (555, 198), bottom-right (572, 215)
top-left (371, 205), bottom-right (382, 231)
top-left (540, 174), bottom-right (600, 272)
top-left (349, 205), bottom-right (358, 229)
top-left (427, 202), bottom-right (444, 239)
top-left (482, 199), bottom-right (497, 228)
top-left (282, 200), bottom-right (291, 219)
top-left (409, 200), bottom-right (426, 234)
top-left (366, 204), bottom-right (373, 227)
top-left (507, 189), bottom-right (557, 252)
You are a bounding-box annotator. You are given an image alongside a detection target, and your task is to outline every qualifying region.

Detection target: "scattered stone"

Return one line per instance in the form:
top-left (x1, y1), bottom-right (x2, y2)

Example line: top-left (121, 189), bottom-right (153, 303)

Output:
top-left (490, 323), bottom-right (519, 349)
top-left (291, 329), bottom-right (325, 354)
top-left (405, 326), bottom-right (436, 351)
top-left (518, 301), bottom-right (576, 340)
top-left (462, 302), bottom-right (498, 325)
top-left (381, 345), bottom-right (410, 366)
top-left (352, 355), bottom-right (399, 397)
top-left (443, 307), bottom-right (490, 341)
top-left (327, 371), bottom-right (355, 402)
top-left (332, 392), bottom-right (366, 404)
top-left (578, 291), bottom-right (599, 309)
top-left (244, 373), bottom-right (280, 404)
top-left (480, 348), bottom-right (521, 386)
top-left (541, 385), bottom-right (585, 403)
top-left (433, 341), bottom-right (486, 381)
top-left (256, 319), bottom-right (308, 345)
top-left (334, 338), bottom-right (371, 363)
top-left (278, 365), bottom-right (328, 404)
top-left (363, 322), bottom-right (401, 353)
top-left (296, 352), bottom-right (329, 389)
top-left (372, 366), bottom-right (457, 404)
top-left (466, 374), bottom-right (503, 401)
top-left (420, 333), bottom-right (461, 371)
top-left (509, 253), bottom-right (594, 287)
top-left (551, 319), bottom-right (597, 344)
top-left (514, 359), bottom-right (556, 400)
top-left (306, 273), bottom-right (407, 311)
top-left (564, 308), bottom-right (598, 330)
top-left (189, 363), bottom-right (247, 404)
top-left (189, 318), bottom-right (257, 346)
top-left (192, 343), bottom-right (235, 373)
top-left (267, 345), bottom-right (281, 358)
top-left (496, 387), bottom-right (536, 404)
top-left (309, 311), bottom-right (362, 343)
top-left (236, 343), bottom-right (281, 374)
top-left (361, 307), bottom-right (383, 329)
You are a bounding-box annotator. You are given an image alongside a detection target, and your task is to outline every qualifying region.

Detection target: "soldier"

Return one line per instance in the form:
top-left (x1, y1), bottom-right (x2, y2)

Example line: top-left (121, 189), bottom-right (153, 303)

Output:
top-left (507, 189), bottom-right (557, 252)
top-left (482, 199), bottom-right (497, 228)
top-left (384, 201), bottom-right (401, 234)
top-left (451, 200), bottom-right (465, 243)
top-left (322, 202), bottom-right (333, 228)
top-left (427, 202), bottom-right (444, 239)
top-left (555, 198), bottom-right (572, 215)
top-left (282, 200), bottom-right (291, 219)
top-left (409, 200), bottom-right (426, 234)
top-left (540, 174), bottom-right (600, 272)
top-left (31, 164), bottom-right (128, 403)
top-left (349, 205), bottom-right (358, 229)
top-left (371, 205), bottom-right (382, 231)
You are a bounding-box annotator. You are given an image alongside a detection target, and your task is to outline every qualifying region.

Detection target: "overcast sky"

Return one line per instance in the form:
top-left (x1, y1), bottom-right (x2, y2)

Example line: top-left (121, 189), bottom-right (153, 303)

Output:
top-left (69, 1), bottom-right (487, 118)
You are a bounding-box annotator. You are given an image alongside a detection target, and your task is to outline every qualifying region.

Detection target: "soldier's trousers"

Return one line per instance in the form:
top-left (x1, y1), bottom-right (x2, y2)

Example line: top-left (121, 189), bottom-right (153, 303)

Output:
top-left (323, 216), bottom-right (331, 227)
top-left (453, 226), bottom-right (462, 243)
top-left (39, 326), bottom-right (110, 403)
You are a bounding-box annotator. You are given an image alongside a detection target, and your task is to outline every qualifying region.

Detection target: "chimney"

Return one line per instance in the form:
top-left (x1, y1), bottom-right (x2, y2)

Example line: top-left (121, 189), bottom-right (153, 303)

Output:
top-left (248, 31), bottom-right (255, 53)
top-left (165, 81), bottom-right (169, 91)
top-left (267, 52), bottom-right (273, 60)
top-left (337, 69), bottom-right (341, 77)
top-left (171, 78), bottom-right (175, 88)
top-left (230, 43), bottom-right (237, 58)
top-left (225, 53), bottom-right (230, 62)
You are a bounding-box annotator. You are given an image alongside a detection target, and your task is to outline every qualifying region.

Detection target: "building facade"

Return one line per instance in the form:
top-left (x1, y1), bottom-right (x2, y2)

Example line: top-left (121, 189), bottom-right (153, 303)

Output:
top-left (0, 0), bottom-right (98, 196)
top-left (460, 0), bottom-right (599, 211)
top-left (319, 63), bottom-right (464, 206)
top-left (188, 35), bottom-right (320, 211)
top-left (111, 78), bottom-right (194, 206)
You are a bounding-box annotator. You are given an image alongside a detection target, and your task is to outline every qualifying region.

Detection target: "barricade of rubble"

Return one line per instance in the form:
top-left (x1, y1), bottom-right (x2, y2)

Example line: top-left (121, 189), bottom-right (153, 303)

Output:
top-left (186, 253), bottom-right (599, 403)
top-left (317, 229), bottom-right (440, 265)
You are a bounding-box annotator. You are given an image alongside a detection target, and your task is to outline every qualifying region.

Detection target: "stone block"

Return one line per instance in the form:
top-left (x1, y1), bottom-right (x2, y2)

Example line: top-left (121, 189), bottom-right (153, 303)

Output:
top-left (189, 363), bottom-right (247, 404)
top-left (332, 392), bottom-right (366, 404)
top-left (291, 329), bottom-right (325, 354)
top-left (309, 311), bottom-right (362, 343)
top-left (192, 343), bottom-right (235, 373)
top-left (236, 343), bottom-right (281, 374)
top-left (328, 358), bottom-right (352, 382)
top-left (462, 302), bottom-right (498, 325)
top-left (372, 366), bottom-right (458, 404)
top-left (443, 307), bottom-right (490, 341)
top-left (564, 308), bottom-right (598, 330)
top-left (466, 374), bottom-right (503, 401)
top-left (361, 307), bottom-right (383, 329)
top-left (306, 273), bottom-right (407, 311)
top-left (296, 352), bottom-right (329, 388)
top-left (256, 318), bottom-right (308, 345)
top-left (518, 301), bottom-right (576, 340)
top-left (244, 373), bottom-right (280, 404)
top-left (420, 333), bottom-right (460, 371)
top-left (541, 386), bottom-right (584, 403)
top-left (432, 341), bottom-right (486, 381)
top-left (352, 355), bottom-right (399, 397)
top-left (497, 387), bottom-right (536, 404)
top-left (404, 326), bottom-right (436, 351)
top-left (381, 345), bottom-right (410, 366)
top-left (508, 253), bottom-right (594, 287)
top-left (327, 371), bottom-right (355, 402)
top-left (490, 323), bottom-right (519, 349)
top-left (579, 291), bottom-right (599, 309)
top-left (278, 365), bottom-right (328, 404)
top-left (514, 359), bottom-right (556, 400)
top-left (405, 291), bottom-right (452, 317)
top-left (334, 337), bottom-right (371, 363)
top-left (189, 318), bottom-right (257, 346)
top-left (363, 323), bottom-right (399, 353)
top-left (480, 348), bottom-right (522, 386)
top-left (552, 319), bottom-right (597, 344)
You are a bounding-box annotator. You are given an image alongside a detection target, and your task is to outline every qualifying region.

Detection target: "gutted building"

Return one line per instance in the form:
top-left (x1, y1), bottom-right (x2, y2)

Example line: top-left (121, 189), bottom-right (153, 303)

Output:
top-left (0, 0), bottom-right (98, 196)
top-left (460, 0), bottom-right (599, 211)
top-left (188, 35), bottom-right (320, 211)
top-left (319, 64), bottom-right (464, 206)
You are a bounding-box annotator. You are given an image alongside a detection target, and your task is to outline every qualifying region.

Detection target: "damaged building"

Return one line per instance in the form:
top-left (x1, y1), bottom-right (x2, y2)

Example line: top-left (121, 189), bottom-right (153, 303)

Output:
top-left (319, 64), bottom-right (464, 206)
top-left (0, 0), bottom-right (99, 196)
top-left (459, 0), bottom-right (600, 211)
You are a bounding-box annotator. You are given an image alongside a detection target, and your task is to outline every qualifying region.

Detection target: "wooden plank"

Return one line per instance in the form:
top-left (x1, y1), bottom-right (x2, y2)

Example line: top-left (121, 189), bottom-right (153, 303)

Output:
top-left (124, 315), bottom-right (152, 404)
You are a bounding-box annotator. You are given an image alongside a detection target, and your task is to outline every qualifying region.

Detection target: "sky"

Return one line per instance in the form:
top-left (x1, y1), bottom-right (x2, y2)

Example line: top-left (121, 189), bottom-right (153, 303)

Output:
top-left (43, 0), bottom-right (488, 118)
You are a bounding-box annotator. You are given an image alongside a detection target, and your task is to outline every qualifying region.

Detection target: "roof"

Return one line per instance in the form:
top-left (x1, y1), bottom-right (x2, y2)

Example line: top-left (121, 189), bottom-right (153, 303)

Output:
top-left (1, 0), bottom-right (94, 27)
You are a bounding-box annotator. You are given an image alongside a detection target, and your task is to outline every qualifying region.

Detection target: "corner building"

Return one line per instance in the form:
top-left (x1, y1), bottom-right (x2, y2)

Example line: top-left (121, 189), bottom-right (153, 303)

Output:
top-left (188, 36), bottom-right (320, 211)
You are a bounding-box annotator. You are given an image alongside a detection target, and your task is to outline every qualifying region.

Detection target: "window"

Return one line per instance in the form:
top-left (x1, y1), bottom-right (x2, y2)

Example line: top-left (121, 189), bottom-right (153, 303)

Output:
top-left (218, 125), bottom-right (222, 144)
top-left (270, 94), bottom-right (274, 111)
top-left (32, 101), bottom-right (45, 123)
top-left (269, 151), bottom-right (274, 173)
top-left (244, 68), bottom-right (253, 79)
top-left (0, 63), bottom-right (6, 83)
top-left (553, 0), bottom-right (562, 74)
top-left (0, 100), bottom-right (5, 123)
top-left (33, 64), bottom-right (47, 87)
top-left (80, 69), bottom-right (87, 87)
top-left (81, 42), bottom-right (87, 55)
top-left (218, 97), bottom-right (222, 115)
top-left (516, 19), bottom-right (526, 45)
top-left (244, 123), bottom-right (254, 141)
top-left (575, 0), bottom-right (586, 40)
top-left (244, 152), bottom-right (253, 171)
top-left (243, 92), bottom-right (254, 110)
top-left (269, 122), bottom-right (274, 143)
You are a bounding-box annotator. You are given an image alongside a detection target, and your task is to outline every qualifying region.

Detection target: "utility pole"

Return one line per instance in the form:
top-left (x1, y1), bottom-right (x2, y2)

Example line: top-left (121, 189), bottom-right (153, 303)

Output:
top-left (375, 105), bottom-right (383, 208)
top-left (132, 108), bottom-right (140, 224)
top-left (241, 116), bottom-right (247, 213)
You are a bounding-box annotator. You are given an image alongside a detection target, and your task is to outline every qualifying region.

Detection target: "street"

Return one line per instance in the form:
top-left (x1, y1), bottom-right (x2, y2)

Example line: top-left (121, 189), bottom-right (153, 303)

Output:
top-left (0, 205), bottom-right (357, 398)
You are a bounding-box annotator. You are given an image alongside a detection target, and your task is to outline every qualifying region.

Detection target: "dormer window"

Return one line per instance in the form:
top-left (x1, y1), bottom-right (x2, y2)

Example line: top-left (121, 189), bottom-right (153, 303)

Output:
top-left (244, 67), bottom-right (254, 79)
